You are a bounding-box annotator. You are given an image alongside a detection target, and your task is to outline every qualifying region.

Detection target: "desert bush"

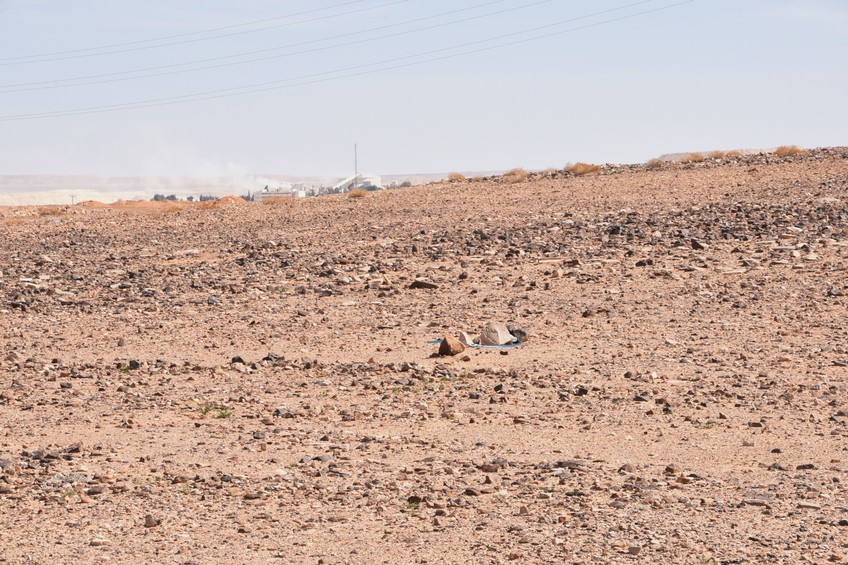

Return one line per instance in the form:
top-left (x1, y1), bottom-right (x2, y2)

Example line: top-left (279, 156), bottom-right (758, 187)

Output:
top-left (260, 196), bottom-right (291, 206)
top-left (347, 188), bottom-right (368, 198)
top-left (646, 158), bottom-right (665, 170)
top-left (448, 172), bottom-right (466, 182)
top-left (707, 151), bottom-right (726, 159)
top-left (566, 162), bottom-right (601, 176)
top-left (37, 207), bottom-right (65, 216)
top-left (724, 150), bottom-right (743, 158)
top-left (681, 152), bottom-right (705, 163)
top-left (775, 145), bottom-right (804, 157)
top-left (503, 168), bottom-right (529, 184)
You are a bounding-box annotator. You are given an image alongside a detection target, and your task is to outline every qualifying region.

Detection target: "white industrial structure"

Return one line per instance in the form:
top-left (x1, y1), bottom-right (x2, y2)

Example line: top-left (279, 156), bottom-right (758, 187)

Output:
top-left (254, 183), bottom-right (316, 202)
top-left (331, 175), bottom-right (383, 193)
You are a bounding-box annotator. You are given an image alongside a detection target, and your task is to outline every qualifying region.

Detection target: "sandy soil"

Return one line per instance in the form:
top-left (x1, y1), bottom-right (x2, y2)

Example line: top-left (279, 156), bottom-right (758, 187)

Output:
top-left (1, 149), bottom-right (847, 564)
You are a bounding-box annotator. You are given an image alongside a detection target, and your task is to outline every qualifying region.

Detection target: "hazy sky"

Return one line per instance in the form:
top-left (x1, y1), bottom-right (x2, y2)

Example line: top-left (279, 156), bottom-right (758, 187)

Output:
top-left (0, 0), bottom-right (845, 177)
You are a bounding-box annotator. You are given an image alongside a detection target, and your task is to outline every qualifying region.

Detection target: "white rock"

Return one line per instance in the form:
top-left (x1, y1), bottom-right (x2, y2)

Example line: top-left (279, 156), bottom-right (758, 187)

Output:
top-left (458, 331), bottom-right (475, 346)
top-left (479, 322), bottom-right (515, 346)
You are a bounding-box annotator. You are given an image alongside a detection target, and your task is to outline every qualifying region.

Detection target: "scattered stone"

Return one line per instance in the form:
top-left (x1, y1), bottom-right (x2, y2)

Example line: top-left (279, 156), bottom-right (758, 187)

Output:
top-left (144, 515), bottom-right (162, 528)
top-left (89, 539), bottom-right (111, 547)
top-left (439, 335), bottom-right (466, 356)
top-left (409, 279), bottom-right (439, 290)
top-left (458, 331), bottom-right (475, 346)
top-left (479, 322), bottom-right (515, 346)
top-left (507, 326), bottom-right (528, 343)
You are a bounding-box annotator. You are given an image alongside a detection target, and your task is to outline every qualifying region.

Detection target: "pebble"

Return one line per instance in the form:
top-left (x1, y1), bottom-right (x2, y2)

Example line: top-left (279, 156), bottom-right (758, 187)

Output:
top-left (144, 514), bottom-right (162, 528)
top-left (89, 539), bottom-right (111, 547)
top-left (409, 279), bottom-right (439, 290)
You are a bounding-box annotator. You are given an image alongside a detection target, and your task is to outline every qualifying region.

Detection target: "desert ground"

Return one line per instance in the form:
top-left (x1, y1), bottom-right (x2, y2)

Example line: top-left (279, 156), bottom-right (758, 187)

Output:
top-left (1, 148), bottom-right (847, 564)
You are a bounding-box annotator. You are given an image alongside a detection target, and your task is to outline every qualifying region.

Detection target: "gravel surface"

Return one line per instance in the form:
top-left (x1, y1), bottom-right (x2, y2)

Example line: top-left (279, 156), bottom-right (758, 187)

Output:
top-left (1, 148), bottom-right (848, 564)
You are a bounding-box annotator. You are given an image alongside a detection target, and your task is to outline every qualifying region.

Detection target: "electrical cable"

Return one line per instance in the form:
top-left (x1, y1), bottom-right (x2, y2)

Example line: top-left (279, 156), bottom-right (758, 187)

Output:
top-left (0, 0), bottom-right (406, 64)
top-left (0, 0), bottom-right (697, 122)
top-left (0, 0), bottom-right (78, 11)
top-left (0, 0), bottom-right (571, 92)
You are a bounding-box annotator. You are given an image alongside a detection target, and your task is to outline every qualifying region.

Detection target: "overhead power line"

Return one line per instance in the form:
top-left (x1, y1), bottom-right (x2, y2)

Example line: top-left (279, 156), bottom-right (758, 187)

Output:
top-left (0, 0), bottom-right (570, 93)
top-left (0, 0), bottom-right (78, 11)
top-left (0, 0), bottom-right (408, 64)
top-left (0, 0), bottom-right (697, 122)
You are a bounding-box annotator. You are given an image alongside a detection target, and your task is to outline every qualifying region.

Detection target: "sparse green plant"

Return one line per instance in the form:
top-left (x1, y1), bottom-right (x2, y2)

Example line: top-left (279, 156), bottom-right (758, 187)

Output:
top-left (198, 400), bottom-right (231, 417)
top-left (403, 501), bottom-right (420, 516)
top-left (215, 407), bottom-right (234, 418)
top-left (566, 162), bottom-right (601, 176)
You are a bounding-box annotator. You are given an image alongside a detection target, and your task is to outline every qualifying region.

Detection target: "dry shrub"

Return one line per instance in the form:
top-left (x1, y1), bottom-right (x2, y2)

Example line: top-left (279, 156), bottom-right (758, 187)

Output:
top-left (37, 207), bottom-right (65, 216)
top-left (724, 150), bottom-right (743, 158)
top-left (707, 151), bottom-right (726, 159)
top-left (566, 162), bottom-right (601, 176)
top-left (681, 152), bottom-right (705, 163)
top-left (775, 145), bottom-right (804, 157)
top-left (471, 176), bottom-right (485, 183)
top-left (448, 172), bottom-right (466, 182)
top-left (503, 168), bottom-right (529, 184)
top-left (260, 196), bottom-right (291, 206)
top-left (646, 158), bottom-right (665, 170)
top-left (217, 195), bottom-right (247, 206)
top-left (347, 188), bottom-right (368, 198)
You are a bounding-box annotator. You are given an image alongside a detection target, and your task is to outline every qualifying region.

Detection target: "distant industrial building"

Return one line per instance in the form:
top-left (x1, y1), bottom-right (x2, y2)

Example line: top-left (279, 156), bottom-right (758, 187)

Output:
top-left (254, 183), bottom-right (319, 202)
top-left (331, 175), bottom-right (383, 193)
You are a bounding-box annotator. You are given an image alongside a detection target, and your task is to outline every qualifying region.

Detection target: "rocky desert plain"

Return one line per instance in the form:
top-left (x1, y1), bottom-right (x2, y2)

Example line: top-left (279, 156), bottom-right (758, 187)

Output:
top-left (1, 147), bottom-right (847, 564)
